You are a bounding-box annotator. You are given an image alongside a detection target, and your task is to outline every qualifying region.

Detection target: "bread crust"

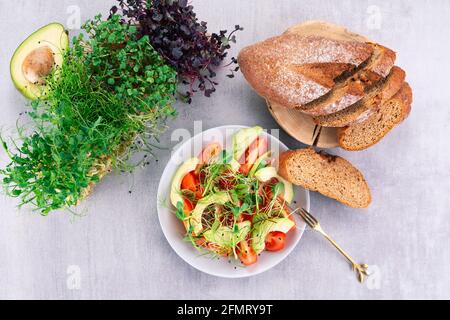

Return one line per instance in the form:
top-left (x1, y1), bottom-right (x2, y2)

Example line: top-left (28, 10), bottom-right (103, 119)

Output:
top-left (278, 148), bottom-right (372, 208)
top-left (284, 21), bottom-right (370, 43)
top-left (395, 83), bottom-right (413, 123)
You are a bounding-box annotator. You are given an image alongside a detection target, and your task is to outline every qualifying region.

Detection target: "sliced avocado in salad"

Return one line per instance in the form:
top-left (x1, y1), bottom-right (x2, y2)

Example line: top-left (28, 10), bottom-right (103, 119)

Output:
top-left (248, 151), bottom-right (271, 177)
top-left (229, 158), bottom-right (241, 172)
top-left (254, 167), bottom-right (294, 203)
top-left (171, 129), bottom-right (298, 266)
top-left (190, 191), bottom-right (231, 235)
top-left (232, 126), bottom-right (263, 161)
top-left (203, 221), bottom-right (251, 249)
top-left (252, 218), bottom-right (295, 254)
top-left (170, 157), bottom-right (200, 207)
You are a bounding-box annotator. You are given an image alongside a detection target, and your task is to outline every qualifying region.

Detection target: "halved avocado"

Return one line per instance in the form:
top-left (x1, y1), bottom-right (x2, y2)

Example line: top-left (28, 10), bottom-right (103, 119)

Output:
top-left (10, 23), bottom-right (69, 99)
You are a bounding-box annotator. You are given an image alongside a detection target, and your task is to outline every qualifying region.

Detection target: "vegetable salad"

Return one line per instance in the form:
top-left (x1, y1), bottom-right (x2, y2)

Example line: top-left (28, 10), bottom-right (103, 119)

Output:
top-left (170, 127), bottom-right (296, 266)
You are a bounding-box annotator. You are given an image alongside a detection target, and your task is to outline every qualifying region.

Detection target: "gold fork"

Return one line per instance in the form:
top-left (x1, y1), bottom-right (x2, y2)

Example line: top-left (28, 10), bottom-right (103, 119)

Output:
top-left (297, 207), bottom-right (370, 283)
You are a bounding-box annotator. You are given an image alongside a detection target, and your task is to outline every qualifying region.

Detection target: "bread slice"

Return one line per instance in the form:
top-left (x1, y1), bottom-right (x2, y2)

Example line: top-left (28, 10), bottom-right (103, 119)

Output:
top-left (278, 148), bottom-right (372, 208)
top-left (299, 43), bottom-right (396, 116)
top-left (313, 66), bottom-right (406, 127)
top-left (238, 26), bottom-right (373, 109)
top-left (338, 82), bottom-right (412, 151)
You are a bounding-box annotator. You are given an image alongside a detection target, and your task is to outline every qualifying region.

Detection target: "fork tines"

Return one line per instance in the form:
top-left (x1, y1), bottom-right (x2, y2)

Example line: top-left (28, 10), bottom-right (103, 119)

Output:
top-left (298, 207), bottom-right (319, 229)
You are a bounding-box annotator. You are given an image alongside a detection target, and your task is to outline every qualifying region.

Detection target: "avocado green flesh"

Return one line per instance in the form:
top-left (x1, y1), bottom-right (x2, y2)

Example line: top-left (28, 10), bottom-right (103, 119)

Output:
top-left (252, 218), bottom-right (295, 254)
top-left (10, 23), bottom-right (69, 100)
top-left (170, 157), bottom-right (200, 208)
top-left (203, 221), bottom-right (251, 249)
top-left (254, 167), bottom-right (294, 203)
top-left (190, 192), bottom-right (231, 235)
top-left (248, 151), bottom-right (271, 177)
top-left (229, 158), bottom-right (241, 172)
top-left (232, 126), bottom-right (263, 161)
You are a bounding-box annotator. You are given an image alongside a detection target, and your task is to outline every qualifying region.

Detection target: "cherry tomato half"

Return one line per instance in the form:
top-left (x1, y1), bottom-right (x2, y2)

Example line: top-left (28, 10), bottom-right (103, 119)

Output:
top-left (181, 198), bottom-right (193, 231)
top-left (181, 171), bottom-right (203, 199)
top-left (239, 137), bottom-right (268, 175)
top-left (196, 143), bottom-right (222, 174)
top-left (183, 198), bottom-right (193, 214)
top-left (265, 231), bottom-right (286, 252)
top-left (238, 213), bottom-right (254, 223)
top-left (195, 237), bottom-right (230, 257)
top-left (237, 240), bottom-right (258, 266)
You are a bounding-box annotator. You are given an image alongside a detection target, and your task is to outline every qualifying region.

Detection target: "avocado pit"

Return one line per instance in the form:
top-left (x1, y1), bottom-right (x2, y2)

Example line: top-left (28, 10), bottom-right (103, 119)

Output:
top-left (22, 46), bottom-right (55, 85)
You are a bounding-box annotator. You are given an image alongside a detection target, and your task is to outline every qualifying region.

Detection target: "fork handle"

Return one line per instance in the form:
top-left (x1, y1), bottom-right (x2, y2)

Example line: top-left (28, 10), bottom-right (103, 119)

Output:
top-left (316, 227), bottom-right (358, 266)
top-left (316, 227), bottom-right (369, 283)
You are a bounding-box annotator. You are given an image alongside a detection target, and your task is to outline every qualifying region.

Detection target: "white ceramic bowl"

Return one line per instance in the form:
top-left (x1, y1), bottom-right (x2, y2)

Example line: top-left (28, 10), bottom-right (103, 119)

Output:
top-left (157, 125), bottom-right (309, 278)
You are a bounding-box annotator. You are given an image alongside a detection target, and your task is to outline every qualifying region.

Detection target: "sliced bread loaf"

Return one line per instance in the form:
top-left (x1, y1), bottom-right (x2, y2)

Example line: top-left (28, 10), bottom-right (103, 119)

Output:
top-left (338, 82), bottom-right (413, 151)
top-left (313, 66), bottom-right (406, 127)
top-left (278, 148), bottom-right (372, 208)
top-left (238, 26), bottom-right (374, 109)
top-left (299, 43), bottom-right (396, 116)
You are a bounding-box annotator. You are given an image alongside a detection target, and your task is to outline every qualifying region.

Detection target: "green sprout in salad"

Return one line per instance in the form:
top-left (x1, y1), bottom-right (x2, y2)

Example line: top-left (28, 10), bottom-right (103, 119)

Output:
top-left (173, 144), bottom-right (296, 265)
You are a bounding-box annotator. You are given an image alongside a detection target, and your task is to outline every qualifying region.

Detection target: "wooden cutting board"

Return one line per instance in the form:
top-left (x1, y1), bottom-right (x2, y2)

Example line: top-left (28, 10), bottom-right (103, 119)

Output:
top-left (267, 100), bottom-right (339, 148)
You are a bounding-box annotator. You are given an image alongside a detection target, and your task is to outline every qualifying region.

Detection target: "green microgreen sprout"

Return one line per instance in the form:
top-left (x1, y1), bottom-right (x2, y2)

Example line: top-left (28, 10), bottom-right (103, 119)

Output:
top-left (1, 14), bottom-right (177, 214)
top-left (175, 201), bottom-right (186, 221)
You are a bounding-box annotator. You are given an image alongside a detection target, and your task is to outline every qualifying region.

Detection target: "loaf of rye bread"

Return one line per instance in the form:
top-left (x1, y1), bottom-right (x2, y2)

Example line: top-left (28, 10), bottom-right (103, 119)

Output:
top-left (278, 148), bottom-right (372, 208)
top-left (238, 24), bottom-right (374, 109)
top-left (239, 21), bottom-right (412, 152)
